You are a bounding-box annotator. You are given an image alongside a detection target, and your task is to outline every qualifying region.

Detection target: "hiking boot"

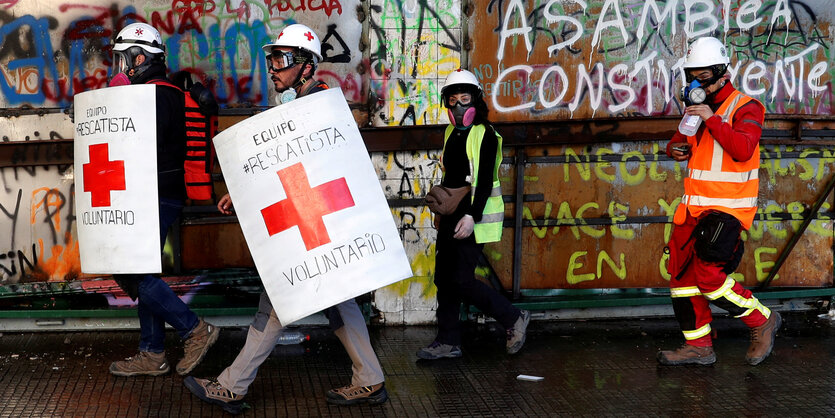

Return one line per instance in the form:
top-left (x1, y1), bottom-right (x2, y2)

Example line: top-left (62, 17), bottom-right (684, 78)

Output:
top-left (657, 344), bottom-right (716, 366)
top-left (326, 382), bottom-right (388, 406)
top-left (746, 311), bottom-right (782, 366)
top-left (416, 341), bottom-right (462, 360)
top-left (507, 310), bottom-right (531, 354)
top-left (110, 351), bottom-right (169, 376)
top-left (176, 319), bottom-right (220, 375)
top-left (183, 376), bottom-right (246, 415)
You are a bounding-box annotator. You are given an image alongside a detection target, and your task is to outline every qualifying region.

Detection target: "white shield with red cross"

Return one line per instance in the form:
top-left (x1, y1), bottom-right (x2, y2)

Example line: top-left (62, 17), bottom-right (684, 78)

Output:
top-left (73, 85), bottom-right (161, 274)
top-left (214, 88), bottom-right (413, 325)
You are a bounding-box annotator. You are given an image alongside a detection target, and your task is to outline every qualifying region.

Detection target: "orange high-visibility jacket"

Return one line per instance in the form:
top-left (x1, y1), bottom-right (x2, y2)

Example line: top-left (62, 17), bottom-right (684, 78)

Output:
top-left (674, 90), bottom-right (765, 230)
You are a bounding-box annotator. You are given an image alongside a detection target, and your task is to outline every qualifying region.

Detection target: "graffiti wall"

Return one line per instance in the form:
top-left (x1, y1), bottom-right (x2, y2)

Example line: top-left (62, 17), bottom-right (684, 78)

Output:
top-left (472, 0), bottom-right (834, 119)
top-left (0, 0), bottom-right (362, 108)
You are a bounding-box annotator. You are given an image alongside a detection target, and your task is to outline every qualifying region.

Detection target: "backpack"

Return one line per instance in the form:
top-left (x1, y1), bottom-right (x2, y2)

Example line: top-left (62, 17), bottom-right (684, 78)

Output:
top-left (148, 71), bottom-right (219, 201)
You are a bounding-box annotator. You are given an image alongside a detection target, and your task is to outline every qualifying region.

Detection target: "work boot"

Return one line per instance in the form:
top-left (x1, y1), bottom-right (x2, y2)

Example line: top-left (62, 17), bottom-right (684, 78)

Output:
top-left (746, 311), bottom-right (782, 366)
top-left (176, 319), bottom-right (220, 375)
top-left (657, 344), bottom-right (716, 366)
top-left (109, 351), bottom-right (169, 376)
top-left (326, 382), bottom-right (388, 406)
top-left (507, 310), bottom-right (531, 354)
top-left (183, 376), bottom-right (246, 415)
top-left (416, 341), bottom-right (462, 360)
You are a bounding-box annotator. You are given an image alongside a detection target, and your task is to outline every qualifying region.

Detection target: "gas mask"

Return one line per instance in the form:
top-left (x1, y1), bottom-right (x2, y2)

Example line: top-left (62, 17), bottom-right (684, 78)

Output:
top-left (680, 79), bottom-right (706, 107)
top-left (448, 103), bottom-right (475, 128)
top-left (276, 88), bottom-right (297, 105)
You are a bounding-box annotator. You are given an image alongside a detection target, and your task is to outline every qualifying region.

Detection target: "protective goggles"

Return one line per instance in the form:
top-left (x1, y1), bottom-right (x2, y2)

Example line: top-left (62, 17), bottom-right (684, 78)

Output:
top-left (110, 51), bottom-right (130, 76)
top-left (445, 93), bottom-right (473, 108)
top-left (268, 50), bottom-right (307, 72)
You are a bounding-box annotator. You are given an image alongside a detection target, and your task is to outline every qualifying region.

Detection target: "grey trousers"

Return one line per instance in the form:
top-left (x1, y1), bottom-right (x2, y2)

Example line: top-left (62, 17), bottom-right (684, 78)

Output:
top-left (217, 292), bottom-right (384, 395)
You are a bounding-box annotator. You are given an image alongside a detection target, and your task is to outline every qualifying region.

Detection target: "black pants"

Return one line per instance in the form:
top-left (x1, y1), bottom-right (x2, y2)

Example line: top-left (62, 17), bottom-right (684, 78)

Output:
top-left (434, 216), bottom-right (520, 346)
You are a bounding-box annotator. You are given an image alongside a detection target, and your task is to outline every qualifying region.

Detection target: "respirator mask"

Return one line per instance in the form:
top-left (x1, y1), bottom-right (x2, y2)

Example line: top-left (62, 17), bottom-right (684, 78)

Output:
top-left (447, 103), bottom-right (475, 128)
top-left (680, 79), bottom-right (706, 106)
top-left (444, 90), bottom-right (476, 128)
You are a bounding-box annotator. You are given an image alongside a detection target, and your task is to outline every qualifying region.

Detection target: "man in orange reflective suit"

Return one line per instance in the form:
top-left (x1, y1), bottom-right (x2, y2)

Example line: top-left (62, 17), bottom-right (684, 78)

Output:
top-left (658, 37), bottom-right (781, 366)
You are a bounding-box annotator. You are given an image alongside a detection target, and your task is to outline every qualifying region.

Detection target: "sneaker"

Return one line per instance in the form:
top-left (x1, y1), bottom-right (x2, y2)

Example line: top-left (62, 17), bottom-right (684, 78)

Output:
top-left (176, 319), bottom-right (220, 375)
top-left (746, 311), bottom-right (782, 366)
top-left (657, 344), bottom-right (716, 366)
top-left (183, 376), bottom-right (246, 415)
top-left (416, 341), bottom-right (462, 360)
top-left (506, 310), bottom-right (531, 354)
top-left (326, 382), bottom-right (388, 406)
top-left (110, 351), bottom-right (169, 376)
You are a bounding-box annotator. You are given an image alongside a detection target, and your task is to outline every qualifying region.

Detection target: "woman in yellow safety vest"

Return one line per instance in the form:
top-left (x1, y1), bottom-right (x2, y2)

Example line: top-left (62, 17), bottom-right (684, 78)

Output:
top-left (416, 69), bottom-right (530, 360)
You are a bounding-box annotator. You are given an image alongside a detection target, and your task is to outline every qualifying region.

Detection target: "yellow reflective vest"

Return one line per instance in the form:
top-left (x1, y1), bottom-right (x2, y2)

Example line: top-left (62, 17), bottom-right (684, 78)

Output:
top-left (442, 124), bottom-right (505, 243)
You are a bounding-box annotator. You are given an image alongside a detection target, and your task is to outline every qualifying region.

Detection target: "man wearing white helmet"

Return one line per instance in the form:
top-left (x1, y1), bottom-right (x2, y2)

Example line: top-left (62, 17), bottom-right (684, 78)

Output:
top-left (184, 24), bottom-right (388, 413)
top-left (106, 22), bottom-right (220, 378)
top-left (659, 36), bottom-right (779, 366)
top-left (417, 68), bottom-right (530, 360)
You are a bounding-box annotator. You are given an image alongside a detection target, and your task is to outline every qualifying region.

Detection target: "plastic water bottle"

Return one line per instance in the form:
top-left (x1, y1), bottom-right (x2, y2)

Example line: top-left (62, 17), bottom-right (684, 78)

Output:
top-left (276, 331), bottom-right (309, 345)
top-left (678, 114), bottom-right (702, 136)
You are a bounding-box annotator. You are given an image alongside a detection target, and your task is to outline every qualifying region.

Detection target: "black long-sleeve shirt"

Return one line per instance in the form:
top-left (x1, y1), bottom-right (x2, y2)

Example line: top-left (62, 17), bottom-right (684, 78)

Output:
top-left (441, 125), bottom-right (498, 223)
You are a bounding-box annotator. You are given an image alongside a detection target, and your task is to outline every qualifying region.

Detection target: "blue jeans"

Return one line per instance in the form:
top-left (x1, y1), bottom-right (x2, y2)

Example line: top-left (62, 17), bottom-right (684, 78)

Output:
top-left (117, 198), bottom-right (199, 353)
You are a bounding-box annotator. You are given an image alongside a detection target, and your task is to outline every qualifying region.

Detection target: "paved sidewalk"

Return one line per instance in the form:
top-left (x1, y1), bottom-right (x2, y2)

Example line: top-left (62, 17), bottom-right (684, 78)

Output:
top-left (2, 311), bottom-right (835, 416)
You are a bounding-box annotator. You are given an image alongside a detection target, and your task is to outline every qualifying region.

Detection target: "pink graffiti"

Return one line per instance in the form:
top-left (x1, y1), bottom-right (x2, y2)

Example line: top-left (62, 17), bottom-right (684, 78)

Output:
top-left (0, 0), bottom-right (19, 9)
top-left (316, 70), bottom-right (363, 102)
top-left (607, 72), bottom-right (677, 116)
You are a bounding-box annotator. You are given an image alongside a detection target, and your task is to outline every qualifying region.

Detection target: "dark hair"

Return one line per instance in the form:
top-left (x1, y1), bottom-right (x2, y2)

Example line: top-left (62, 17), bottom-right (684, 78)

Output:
top-left (471, 94), bottom-right (490, 125)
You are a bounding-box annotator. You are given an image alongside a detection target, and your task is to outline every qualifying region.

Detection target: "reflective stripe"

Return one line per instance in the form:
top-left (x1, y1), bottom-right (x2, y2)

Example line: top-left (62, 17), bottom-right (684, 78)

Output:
top-left (684, 195), bottom-right (758, 208)
top-left (670, 286), bottom-right (702, 298)
top-left (689, 168), bottom-right (758, 183)
top-left (683, 324), bottom-right (711, 340)
top-left (720, 93), bottom-right (744, 123)
top-left (490, 185), bottom-right (502, 197)
top-left (478, 212), bottom-right (505, 224)
top-left (736, 304), bottom-right (770, 319)
top-left (703, 277), bottom-right (736, 300)
top-left (741, 118), bottom-right (763, 128)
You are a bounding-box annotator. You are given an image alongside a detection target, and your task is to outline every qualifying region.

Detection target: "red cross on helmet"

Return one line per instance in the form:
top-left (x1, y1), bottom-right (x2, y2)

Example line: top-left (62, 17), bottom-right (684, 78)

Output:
top-left (113, 22), bottom-right (165, 55)
top-left (262, 23), bottom-right (323, 63)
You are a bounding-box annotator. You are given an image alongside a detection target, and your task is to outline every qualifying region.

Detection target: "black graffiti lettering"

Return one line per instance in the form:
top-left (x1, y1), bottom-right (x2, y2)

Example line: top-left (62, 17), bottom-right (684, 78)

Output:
top-left (41, 189), bottom-right (66, 245)
top-left (321, 23), bottom-right (351, 63)
top-left (0, 189), bottom-right (22, 249)
top-left (0, 244), bottom-right (38, 279)
top-left (399, 210), bottom-right (420, 243)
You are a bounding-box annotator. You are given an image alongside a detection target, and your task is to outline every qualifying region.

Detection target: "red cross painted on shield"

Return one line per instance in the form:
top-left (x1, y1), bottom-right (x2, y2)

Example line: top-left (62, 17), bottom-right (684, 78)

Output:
top-left (304, 31), bottom-right (314, 41)
top-left (261, 162), bottom-right (355, 251)
top-left (83, 143), bottom-right (126, 207)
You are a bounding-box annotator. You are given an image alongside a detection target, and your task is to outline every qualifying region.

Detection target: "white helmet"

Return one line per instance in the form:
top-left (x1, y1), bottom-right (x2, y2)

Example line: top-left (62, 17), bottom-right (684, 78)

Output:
top-left (262, 24), bottom-right (322, 63)
top-left (441, 69), bottom-right (482, 96)
top-left (683, 37), bottom-right (729, 69)
top-left (113, 23), bottom-right (165, 55)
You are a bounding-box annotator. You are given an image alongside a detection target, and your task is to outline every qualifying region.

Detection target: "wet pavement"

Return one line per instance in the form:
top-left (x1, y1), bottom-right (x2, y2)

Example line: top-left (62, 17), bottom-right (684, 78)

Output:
top-left (2, 311), bottom-right (835, 417)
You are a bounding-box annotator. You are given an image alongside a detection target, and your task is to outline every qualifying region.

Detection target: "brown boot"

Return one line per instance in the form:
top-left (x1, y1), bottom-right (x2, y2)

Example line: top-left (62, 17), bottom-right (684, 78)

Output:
top-left (657, 344), bottom-right (716, 365)
top-left (746, 311), bottom-right (782, 366)
top-left (176, 319), bottom-right (220, 375)
top-left (326, 382), bottom-right (388, 406)
top-left (110, 351), bottom-right (169, 376)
